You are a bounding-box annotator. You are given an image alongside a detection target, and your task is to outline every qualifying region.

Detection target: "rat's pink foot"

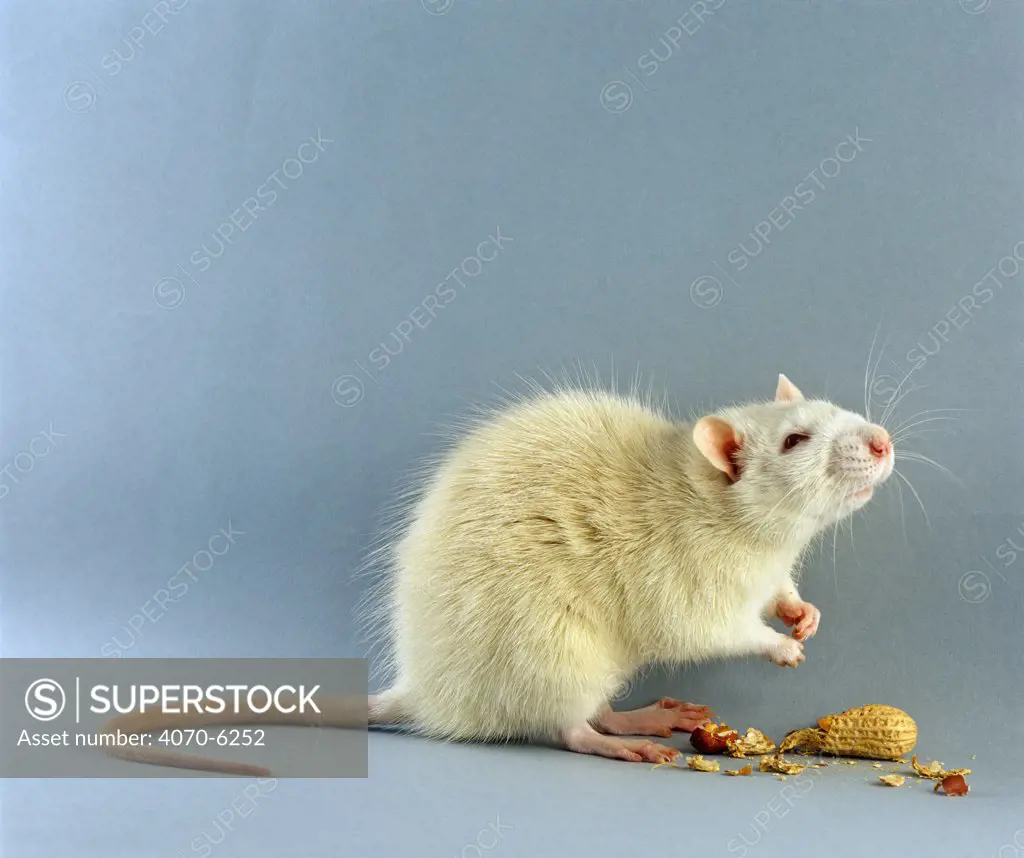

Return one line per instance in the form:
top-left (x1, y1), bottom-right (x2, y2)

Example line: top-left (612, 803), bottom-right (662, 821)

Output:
top-left (561, 724), bottom-right (681, 764)
top-left (775, 599), bottom-right (821, 641)
top-left (593, 698), bottom-right (714, 738)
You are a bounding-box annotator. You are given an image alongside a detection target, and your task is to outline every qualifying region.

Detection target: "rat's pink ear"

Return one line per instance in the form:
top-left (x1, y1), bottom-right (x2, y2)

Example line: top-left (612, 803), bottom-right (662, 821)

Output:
top-left (693, 416), bottom-right (743, 482)
top-left (775, 373), bottom-right (804, 403)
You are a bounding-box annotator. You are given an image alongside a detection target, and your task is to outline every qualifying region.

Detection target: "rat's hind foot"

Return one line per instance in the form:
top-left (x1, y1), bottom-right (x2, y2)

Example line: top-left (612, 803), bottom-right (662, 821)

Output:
top-left (560, 724), bottom-right (681, 764)
top-left (593, 698), bottom-right (714, 738)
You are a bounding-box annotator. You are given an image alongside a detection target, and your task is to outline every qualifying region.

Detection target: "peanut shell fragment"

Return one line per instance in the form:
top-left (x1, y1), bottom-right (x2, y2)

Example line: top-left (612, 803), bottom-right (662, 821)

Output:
top-left (686, 754), bottom-right (720, 773)
top-left (759, 754), bottom-right (806, 776)
top-left (726, 727), bottom-right (776, 758)
top-left (911, 755), bottom-right (971, 781)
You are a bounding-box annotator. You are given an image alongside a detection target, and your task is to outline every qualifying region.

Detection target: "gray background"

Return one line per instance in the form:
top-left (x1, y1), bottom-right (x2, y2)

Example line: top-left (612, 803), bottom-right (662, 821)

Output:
top-left (2, 0), bottom-right (1022, 855)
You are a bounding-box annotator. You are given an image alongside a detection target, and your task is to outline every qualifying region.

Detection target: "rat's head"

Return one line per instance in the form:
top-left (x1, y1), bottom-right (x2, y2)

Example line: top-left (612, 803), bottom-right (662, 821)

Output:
top-left (692, 374), bottom-right (894, 536)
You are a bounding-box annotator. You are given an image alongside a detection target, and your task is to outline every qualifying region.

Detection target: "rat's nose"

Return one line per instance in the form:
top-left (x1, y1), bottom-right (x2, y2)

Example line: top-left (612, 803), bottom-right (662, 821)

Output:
top-left (867, 428), bottom-right (892, 459)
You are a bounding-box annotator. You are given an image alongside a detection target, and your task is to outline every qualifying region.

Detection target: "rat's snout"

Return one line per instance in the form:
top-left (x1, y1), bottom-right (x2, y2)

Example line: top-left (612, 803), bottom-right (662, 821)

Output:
top-left (829, 419), bottom-right (895, 510)
top-left (866, 427), bottom-right (892, 460)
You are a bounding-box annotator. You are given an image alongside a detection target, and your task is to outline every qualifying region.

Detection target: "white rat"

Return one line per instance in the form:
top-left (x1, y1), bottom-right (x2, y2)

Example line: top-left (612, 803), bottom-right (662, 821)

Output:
top-left (102, 373), bottom-right (894, 774)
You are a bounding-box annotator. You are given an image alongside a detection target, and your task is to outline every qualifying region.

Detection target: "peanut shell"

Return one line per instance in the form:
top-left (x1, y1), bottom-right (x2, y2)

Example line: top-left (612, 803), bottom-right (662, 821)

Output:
top-left (779, 704), bottom-right (917, 761)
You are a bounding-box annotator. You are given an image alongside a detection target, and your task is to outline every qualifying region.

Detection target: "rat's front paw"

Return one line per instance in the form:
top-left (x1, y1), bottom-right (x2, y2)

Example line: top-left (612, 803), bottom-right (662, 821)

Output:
top-left (766, 635), bottom-right (805, 668)
top-left (775, 599), bottom-right (821, 641)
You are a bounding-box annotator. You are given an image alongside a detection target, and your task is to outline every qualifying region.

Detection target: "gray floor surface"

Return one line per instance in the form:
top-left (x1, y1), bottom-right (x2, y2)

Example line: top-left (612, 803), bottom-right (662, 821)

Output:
top-left (6, 728), bottom-right (1020, 857)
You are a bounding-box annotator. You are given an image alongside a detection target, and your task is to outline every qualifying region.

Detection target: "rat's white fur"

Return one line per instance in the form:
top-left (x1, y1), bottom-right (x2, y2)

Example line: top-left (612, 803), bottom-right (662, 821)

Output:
top-left (97, 372), bottom-right (895, 773)
top-left (368, 373), bottom-right (894, 743)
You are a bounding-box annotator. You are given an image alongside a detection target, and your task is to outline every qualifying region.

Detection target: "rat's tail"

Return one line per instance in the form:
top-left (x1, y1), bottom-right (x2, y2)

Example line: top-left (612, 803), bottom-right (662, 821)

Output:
top-left (99, 688), bottom-right (409, 776)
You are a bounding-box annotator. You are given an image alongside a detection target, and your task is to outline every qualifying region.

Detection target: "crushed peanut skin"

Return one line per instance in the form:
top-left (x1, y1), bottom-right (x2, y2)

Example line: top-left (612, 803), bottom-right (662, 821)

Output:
top-left (934, 775), bottom-right (970, 797)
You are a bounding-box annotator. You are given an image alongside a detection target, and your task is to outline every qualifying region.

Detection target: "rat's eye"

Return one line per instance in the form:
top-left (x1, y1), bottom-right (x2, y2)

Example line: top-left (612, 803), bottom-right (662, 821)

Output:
top-left (782, 432), bottom-right (811, 452)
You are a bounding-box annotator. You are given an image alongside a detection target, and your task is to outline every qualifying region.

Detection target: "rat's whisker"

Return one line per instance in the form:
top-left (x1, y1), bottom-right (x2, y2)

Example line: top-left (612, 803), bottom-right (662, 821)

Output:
top-left (894, 451), bottom-right (964, 488)
top-left (880, 379), bottom-right (928, 427)
top-left (892, 428), bottom-right (951, 445)
top-left (892, 414), bottom-right (962, 432)
top-left (867, 332), bottom-right (895, 424)
top-left (892, 426), bottom-right (965, 446)
top-left (892, 469), bottom-right (910, 550)
top-left (891, 468), bottom-right (931, 531)
top-left (809, 483), bottom-right (845, 598)
top-left (892, 426), bottom-right (958, 446)
top-left (760, 480), bottom-right (814, 527)
top-left (890, 414), bottom-right (965, 440)
top-left (863, 319), bottom-right (885, 423)
top-left (845, 500), bottom-right (859, 570)
top-left (756, 468), bottom-right (826, 540)
top-left (888, 407), bottom-right (974, 433)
